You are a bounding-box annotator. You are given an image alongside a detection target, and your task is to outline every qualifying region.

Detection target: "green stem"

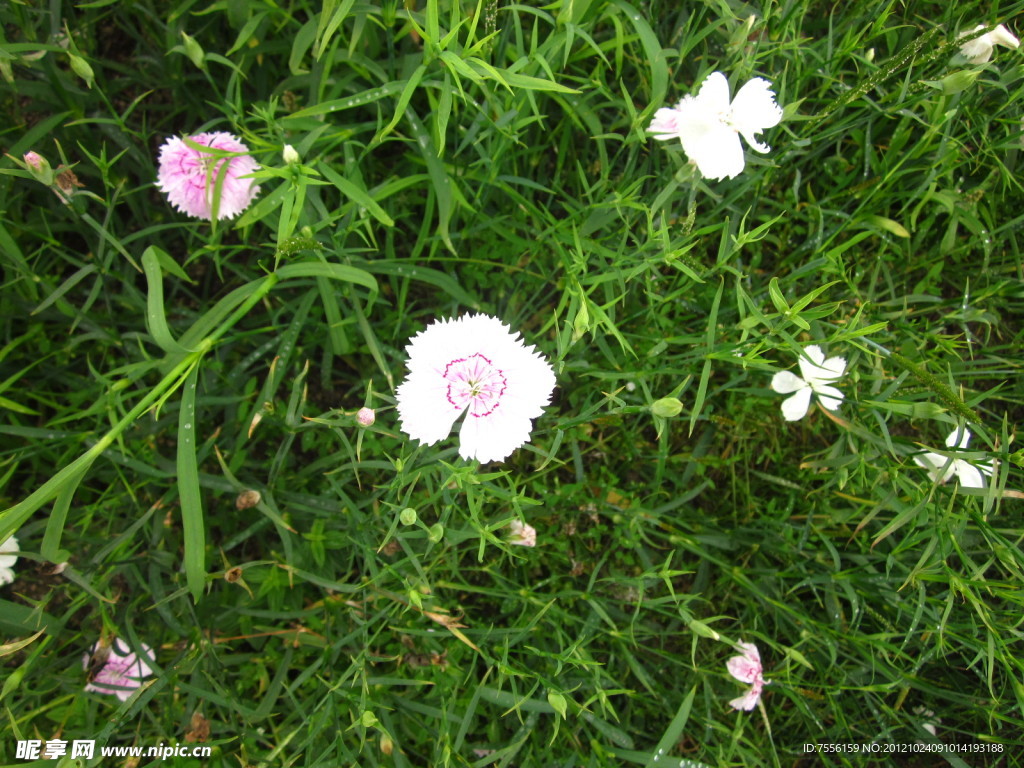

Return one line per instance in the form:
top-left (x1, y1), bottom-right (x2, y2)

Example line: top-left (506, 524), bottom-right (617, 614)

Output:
top-left (888, 352), bottom-right (981, 425)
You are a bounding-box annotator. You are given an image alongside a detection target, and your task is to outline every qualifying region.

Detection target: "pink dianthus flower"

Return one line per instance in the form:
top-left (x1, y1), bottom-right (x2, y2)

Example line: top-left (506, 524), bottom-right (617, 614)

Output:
top-left (726, 641), bottom-right (768, 711)
top-left (83, 636), bottom-right (153, 702)
top-left (156, 132), bottom-right (260, 220)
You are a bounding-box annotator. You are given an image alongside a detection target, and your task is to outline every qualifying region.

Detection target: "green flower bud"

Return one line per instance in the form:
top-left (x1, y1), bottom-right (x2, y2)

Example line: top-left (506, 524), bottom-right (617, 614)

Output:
top-left (399, 507), bottom-right (417, 525)
top-left (651, 397), bottom-right (683, 418)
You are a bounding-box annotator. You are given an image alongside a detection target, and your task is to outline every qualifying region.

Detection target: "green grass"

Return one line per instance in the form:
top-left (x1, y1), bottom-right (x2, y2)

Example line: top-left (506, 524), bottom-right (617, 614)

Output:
top-left (1, 0), bottom-right (1023, 766)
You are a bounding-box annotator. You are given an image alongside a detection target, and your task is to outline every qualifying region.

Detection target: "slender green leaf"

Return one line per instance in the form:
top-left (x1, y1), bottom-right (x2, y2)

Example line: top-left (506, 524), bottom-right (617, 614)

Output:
top-left (177, 365), bottom-right (205, 602)
top-left (314, 0), bottom-right (356, 59)
top-left (40, 476), bottom-right (77, 563)
top-left (276, 261), bottom-right (378, 295)
top-left (142, 246), bottom-right (191, 354)
top-left (644, 687), bottom-right (696, 768)
top-left (690, 278), bottom-right (724, 435)
top-left (0, 629), bottom-right (45, 658)
top-left (374, 63), bottom-right (427, 144)
top-left (353, 259), bottom-right (479, 308)
top-left (285, 82), bottom-right (409, 119)
top-left (31, 264), bottom-right (96, 315)
top-left (405, 107), bottom-right (455, 252)
top-left (317, 162), bottom-right (395, 226)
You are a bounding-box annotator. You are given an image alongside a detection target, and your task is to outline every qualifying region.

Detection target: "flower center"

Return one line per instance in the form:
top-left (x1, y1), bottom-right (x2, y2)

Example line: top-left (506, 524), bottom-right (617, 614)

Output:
top-left (720, 108), bottom-right (739, 133)
top-left (97, 658), bottom-right (134, 686)
top-left (193, 153), bottom-right (224, 182)
top-left (177, 149), bottom-right (222, 185)
top-left (444, 354), bottom-right (507, 417)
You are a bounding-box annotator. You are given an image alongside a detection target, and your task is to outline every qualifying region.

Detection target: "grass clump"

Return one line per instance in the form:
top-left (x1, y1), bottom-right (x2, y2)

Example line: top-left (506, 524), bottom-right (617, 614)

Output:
top-left (1, 1), bottom-right (1022, 766)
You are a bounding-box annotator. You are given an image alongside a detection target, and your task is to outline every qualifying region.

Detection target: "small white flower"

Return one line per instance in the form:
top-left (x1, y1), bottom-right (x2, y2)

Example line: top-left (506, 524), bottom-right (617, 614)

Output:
top-left (395, 314), bottom-right (556, 463)
top-left (959, 24), bottom-right (1019, 64)
top-left (507, 519), bottom-right (537, 547)
top-left (648, 71), bottom-right (783, 181)
top-left (770, 345), bottom-right (846, 421)
top-left (913, 707), bottom-right (940, 738)
top-left (0, 535), bottom-right (19, 586)
top-left (914, 428), bottom-right (993, 489)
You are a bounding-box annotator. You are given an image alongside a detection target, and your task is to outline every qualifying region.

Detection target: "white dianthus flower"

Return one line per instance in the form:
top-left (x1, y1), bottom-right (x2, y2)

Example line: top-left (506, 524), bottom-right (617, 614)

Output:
top-left (396, 314), bottom-right (556, 463)
top-left (959, 24), bottom-right (1019, 64)
top-left (770, 345), bottom-right (846, 421)
top-left (649, 71), bottom-right (783, 181)
top-left (914, 428), bottom-right (994, 489)
top-left (0, 535), bottom-right (19, 586)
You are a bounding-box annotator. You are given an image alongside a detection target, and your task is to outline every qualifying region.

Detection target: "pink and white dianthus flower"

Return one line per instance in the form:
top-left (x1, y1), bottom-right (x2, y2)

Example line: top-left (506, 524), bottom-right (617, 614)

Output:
top-left (395, 314), bottom-right (556, 464)
top-left (83, 636), bottom-right (153, 702)
top-left (507, 519), bottom-right (537, 547)
top-left (156, 132), bottom-right (260, 220)
top-left (648, 71), bottom-right (783, 181)
top-left (726, 641), bottom-right (768, 711)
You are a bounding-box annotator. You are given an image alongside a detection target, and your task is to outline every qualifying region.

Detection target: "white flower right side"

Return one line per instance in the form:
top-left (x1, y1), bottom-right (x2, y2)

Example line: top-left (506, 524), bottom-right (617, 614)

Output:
top-left (914, 428), bottom-right (994, 489)
top-left (959, 24), bottom-right (1020, 64)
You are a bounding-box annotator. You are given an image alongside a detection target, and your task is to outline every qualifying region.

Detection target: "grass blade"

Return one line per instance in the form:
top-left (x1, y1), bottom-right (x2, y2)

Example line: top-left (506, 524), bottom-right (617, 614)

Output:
top-left (317, 161), bottom-right (395, 227)
top-left (276, 261), bottom-right (378, 295)
top-left (405, 106), bottom-right (455, 252)
top-left (177, 364), bottom-right (205, 602)
top-left (689, 278), bottom-right (724, 436)
top-left (141, 246), bottom-right (190, 354)
top-left (644, 686), bottom-right (696, 768)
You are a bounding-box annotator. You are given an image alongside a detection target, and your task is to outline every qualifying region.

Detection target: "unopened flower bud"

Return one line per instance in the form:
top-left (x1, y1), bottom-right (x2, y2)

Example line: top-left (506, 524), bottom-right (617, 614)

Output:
top-left (427, 523), bottom-right (444, 543)
top-left (356, 407), bottom-right (375, 427)
top-left (651, 397), bottom-right (683, 418)
top-left (24, 151), bottom-right (45, 172)
top-left (236, 489), bottom-right (261, 509)
top-left (22, 151), bottom-right (53, 184)
top-left (283, 144), bottom-right (300, 164)
top-left (399, 507), bottom-right (418, 526)
top-left (687, 618), bottom-right (721, 641)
